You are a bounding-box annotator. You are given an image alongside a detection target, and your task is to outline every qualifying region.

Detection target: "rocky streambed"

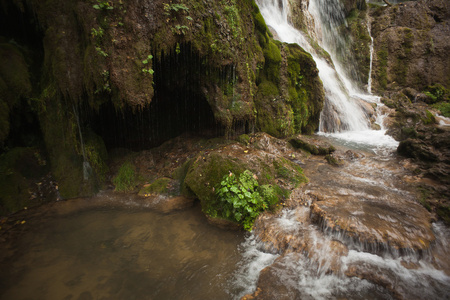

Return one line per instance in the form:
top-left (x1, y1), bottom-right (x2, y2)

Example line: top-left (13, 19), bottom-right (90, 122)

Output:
top-left (240, 134), bottom-right (450, 300)
top-left (1, 132), bottom-right (449, 299)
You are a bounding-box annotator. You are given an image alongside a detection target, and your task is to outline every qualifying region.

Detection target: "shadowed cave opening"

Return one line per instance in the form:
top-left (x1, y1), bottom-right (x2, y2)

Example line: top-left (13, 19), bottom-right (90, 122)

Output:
top-left (88, 43), bottom-right (224, 151)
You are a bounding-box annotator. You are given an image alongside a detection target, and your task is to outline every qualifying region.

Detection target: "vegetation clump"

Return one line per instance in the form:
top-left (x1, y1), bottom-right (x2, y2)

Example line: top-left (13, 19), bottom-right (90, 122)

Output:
top-left (213, 170), bottom-right (279, 231)
top-left (113, 162), bottom-right (136, 192)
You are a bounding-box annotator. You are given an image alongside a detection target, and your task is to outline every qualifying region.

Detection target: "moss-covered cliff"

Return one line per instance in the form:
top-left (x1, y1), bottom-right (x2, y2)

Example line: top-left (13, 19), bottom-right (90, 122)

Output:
top-left (0, 0), bottom-right (325, 212)
top-left (370, 0), bottom-right (450, 92)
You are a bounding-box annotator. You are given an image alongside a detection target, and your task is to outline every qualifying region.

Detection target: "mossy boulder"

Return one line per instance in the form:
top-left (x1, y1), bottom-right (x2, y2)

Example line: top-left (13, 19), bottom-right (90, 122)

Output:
top-left (255, 43), bottom-right (325, 137)
top-left (289, 136), bottom-right (336, 155)
top-left (184, 142), bottom-right (307, 228)
top-left (138, 177), bottom-right (175, 197)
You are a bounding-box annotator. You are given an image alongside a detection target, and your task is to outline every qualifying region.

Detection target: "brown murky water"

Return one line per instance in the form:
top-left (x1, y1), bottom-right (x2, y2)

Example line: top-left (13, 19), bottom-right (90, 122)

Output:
top-left (0, 195), bottom-right (245, 300)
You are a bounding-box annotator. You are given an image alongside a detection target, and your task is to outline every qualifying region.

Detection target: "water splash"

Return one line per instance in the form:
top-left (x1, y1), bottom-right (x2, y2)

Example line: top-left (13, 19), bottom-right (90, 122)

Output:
top-left (232, 234), bottom-right (279, 298)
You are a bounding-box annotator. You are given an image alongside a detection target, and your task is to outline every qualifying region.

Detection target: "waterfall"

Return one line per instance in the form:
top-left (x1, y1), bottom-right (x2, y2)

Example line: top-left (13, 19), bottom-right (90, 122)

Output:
top-left (256, 0), bottom-right (399, 151)
top-left (257, 0), bottom-right (370, 132)
top-left (72, 103), bottom-right (93, 181)
top-left (367, 19), bottom-right (375, 94)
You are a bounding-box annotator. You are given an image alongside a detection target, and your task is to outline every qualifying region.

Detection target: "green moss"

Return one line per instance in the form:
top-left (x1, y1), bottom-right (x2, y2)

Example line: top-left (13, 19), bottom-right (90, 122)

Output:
top-left (237, 134), bottom-right (250, 145)
top-left (437, 205), bottom-right (450, 224)
top-left (424, 84), bottom-right (449, 104)
top-left (184, 145), bottom-right (308, 226)
top-left (172, 158), bottom-right (196, 197)
top-left (325, 154), bottom-right (343, 166)
top-left (343, 10), bottom-right (371, 86)
top-left (255, 41), bottom-right (324, 137)
top-left (272, 157), bottom-right (308, 187)
top-left (258, 80), bottom-right (280, 96)
top-left (138, 178), bottom-right (171, 196)
top-left (185, 152), bottom-right (246, 211)
top-left (84, 129), bottom-right (108, 185)
top-left (377, 48), bottom-right (388, 90)
top-left (289, 138), bottom-right (335, 155)
top-left (401, 127), bottom-right (418, 139)
top-left (113, 162), bottom-right (136, 192)
top-left (253, 11), bottom-right (268, 36)
top-left (421, 110), bottom-right (436, 125)
top-left (402, 28), bottom-right (414, 55)
top-left (433, 102), bottom-right (450, 118)
top-left (38, 86), bottom-right (89, 199)
top-left (262, 40), bottom-right (282, 84)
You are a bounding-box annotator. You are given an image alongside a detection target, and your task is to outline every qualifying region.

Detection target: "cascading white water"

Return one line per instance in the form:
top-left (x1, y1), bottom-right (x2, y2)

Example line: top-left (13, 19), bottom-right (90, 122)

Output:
top-left (231, 1), bottom-right (450, 298)
top-left (257, 0), bottom-right (399, 153)
top-left (367, 20), bottom-right (375, 94)
top-left (257, 0), bottom-right (370, 133)
top-left (308, 0), bottom-right (364, 95)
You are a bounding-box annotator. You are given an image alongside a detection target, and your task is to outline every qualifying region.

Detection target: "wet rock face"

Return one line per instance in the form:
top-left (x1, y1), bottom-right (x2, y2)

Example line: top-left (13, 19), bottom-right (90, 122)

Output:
top-left (304, 152), bottom-right (436, 256)
top-left (1, 0), bottom-right (327, 201)
top-left (371, 0), bottom-right (450, 92)
top-left (310, 197), bottom-right (435, 256)
top-left (380, 90), bottom-right (450, 223)
top-left (244, 140), bottom-right (449, 299)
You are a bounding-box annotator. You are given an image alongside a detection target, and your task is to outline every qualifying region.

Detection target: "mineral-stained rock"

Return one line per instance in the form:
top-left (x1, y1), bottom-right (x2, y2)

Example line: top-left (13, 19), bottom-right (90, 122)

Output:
top-left (371, 0), bottom-right (450, 92)
top-left (310, 196), bottom-right (435, 256)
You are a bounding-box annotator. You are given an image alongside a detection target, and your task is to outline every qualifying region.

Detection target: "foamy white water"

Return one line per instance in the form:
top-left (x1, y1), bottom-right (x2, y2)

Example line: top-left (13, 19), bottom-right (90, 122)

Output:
top-left (235, 1), bottom-right (450, 299)
top-left (232, 235), bottom-right (279, 298)
top-left (257, 0), bottom-right (371, 133)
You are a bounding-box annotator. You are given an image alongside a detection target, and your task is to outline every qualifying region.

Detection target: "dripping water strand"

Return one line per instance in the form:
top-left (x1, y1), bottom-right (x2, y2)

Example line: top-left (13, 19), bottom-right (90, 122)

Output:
top-left (367, 19), bottom-right (375, 94)
top-left (72, 103), bottom-right (92, 181)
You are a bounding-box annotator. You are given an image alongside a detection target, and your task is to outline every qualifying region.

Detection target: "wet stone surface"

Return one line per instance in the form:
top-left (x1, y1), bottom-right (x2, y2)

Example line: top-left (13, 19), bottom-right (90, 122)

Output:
top-left (248, 141), bottom-right (450, 300)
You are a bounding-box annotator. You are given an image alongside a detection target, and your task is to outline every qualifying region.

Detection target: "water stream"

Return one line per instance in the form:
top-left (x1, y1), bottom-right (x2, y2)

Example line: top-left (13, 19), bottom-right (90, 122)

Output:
top-left (257, 0), bottom-right (371, 133)
top-left (1, 1), bottom-right (449, 299)
top-left (233, 1), bottom-right (450, 298)
top-left (232, 141), bottom-right (450, 299)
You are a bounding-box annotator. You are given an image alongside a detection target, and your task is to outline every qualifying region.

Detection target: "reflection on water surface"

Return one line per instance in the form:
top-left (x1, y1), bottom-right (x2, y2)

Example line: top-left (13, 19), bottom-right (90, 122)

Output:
top-left (0, 196), bottom-right (244, 300)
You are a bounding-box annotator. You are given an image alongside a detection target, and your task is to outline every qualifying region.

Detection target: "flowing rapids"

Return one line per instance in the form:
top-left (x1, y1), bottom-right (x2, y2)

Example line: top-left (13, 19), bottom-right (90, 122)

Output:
top-left (232, 139), bottom-right (450, 299)
top-left (236, 2), bottom-right (450, 298)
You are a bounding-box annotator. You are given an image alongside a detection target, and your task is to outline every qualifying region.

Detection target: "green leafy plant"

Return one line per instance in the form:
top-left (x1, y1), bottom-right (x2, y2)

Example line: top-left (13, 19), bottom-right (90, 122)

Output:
top-left (113, 162), bottom-right (136, 192)
top-left (171, 24), bottom-right (189, 35)
top-left (141, 54), bottom-right (154, 75)
top-left (93, 0), bottom-right (113, 10)
top-left (95, 70), bottom-right (111, 94)
top-left (142, 54), bottom-right (153, 65)
top-left (91, 27), bottom-right (104, 38)
top-left (95, 47), bottom-right (108, 57)
top-left (214, 170), bottom-right (277, 231)
top-left (163, 3), bottom-right (189, 15)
